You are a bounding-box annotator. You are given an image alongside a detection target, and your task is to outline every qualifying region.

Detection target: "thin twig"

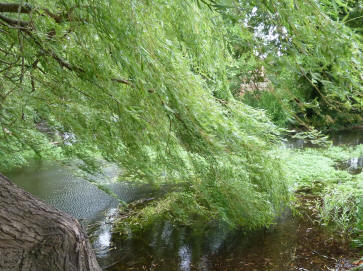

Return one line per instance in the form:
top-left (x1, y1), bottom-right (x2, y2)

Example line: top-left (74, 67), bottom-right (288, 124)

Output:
top-left (111, 77), bottom-right (132, 86)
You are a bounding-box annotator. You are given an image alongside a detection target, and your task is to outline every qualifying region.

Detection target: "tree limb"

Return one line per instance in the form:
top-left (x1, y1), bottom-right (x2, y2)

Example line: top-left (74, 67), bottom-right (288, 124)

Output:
top-left (1, 3), bottom-right (131, 89)
top-left (0, 14), bottom-right (29, 27)
top-left (0, 3), bottom-right (32, 13)
top-left (0, 2), bottom-right (73, 24)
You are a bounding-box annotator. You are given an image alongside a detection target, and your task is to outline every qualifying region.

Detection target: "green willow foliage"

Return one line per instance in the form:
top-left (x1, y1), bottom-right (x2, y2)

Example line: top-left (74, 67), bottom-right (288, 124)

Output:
top-left (0, 1), bottom-right (287, 229)
top-left (265, 0), bottom-right (363, 129)
top-left (206, 0), bottom-right (363, 129)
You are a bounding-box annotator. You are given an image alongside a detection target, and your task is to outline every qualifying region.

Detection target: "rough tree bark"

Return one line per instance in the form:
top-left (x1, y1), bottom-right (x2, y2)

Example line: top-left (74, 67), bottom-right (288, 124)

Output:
top-left (0, 173), bottom-right (101, 271)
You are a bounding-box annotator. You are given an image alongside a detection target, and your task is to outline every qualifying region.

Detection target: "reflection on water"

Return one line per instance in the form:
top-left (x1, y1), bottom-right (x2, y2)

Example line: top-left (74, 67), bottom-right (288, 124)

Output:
top-left (330, 129), bottom-right (363, 146)
top-left (336, 156), bottom-right (363, 175)
top-left (285, 129), bottom-right (363, 149)
top-left (90, 208), bottom-right (118, 258)
top-left (342, 157), bottom-right (363, 175)
top-left (5, 161), bottom-right (157, 262)
top-left (4, 128), bottom-right (362, 271)
top-left (105, 207), bottom-right (357, 271)
top-left (102, 221), bottom-right (231, 270)
top-left (7, 163), bottom-right (115, 221)
top-left (6, 162), bottom-right (155, 223)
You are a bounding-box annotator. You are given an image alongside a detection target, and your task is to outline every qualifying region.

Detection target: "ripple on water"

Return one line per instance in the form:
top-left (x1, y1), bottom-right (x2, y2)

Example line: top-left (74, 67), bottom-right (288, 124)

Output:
top-left (5, 129), bottom-right (363, 271)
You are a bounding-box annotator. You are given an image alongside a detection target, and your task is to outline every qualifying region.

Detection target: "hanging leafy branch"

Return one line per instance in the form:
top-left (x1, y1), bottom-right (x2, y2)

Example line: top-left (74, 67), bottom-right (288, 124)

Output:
top-left (0, 0), bottom-right (287, 229)
top-left (198, 0), bottom-right (363, 129)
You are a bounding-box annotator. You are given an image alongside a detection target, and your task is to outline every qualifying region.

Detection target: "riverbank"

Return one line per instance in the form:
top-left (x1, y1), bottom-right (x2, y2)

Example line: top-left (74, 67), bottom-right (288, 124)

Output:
top-left (5, 130), bottom-right (363, 270)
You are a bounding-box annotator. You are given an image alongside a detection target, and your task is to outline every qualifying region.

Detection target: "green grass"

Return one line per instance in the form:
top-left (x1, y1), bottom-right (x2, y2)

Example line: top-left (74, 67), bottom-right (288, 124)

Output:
top-left (283, 145), bottom-right (363, 248)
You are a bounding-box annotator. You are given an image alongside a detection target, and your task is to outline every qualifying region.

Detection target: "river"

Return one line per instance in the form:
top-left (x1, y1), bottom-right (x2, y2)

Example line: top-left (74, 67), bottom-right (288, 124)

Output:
top-left (5, 129), bottom-right (363, 271)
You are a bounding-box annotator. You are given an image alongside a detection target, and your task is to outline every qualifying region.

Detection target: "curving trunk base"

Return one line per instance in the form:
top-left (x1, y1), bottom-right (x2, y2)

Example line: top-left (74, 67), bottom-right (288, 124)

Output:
top-left (0, 173), bottom-right (101, 271)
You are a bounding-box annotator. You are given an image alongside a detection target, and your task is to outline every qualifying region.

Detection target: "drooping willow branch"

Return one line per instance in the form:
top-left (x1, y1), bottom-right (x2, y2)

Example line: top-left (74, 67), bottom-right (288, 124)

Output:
top-left (0, 2), bottom-right (74, 25)
top-left (0, 14), bottom-right (29, 27)
top-left (0, 3), bottom-right (32, 13)
top-left (0, 2), bottom-right (131, 87)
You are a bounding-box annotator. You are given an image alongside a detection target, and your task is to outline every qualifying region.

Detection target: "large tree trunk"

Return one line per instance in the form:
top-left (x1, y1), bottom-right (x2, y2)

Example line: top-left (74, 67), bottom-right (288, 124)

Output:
top-left (0, 173), bottom-right (101, 271)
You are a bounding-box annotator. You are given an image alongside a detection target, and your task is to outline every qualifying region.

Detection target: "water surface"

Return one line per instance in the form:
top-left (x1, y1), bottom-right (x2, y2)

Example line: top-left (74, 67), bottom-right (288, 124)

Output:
top-left (5, 129), bottom-right (362, 270)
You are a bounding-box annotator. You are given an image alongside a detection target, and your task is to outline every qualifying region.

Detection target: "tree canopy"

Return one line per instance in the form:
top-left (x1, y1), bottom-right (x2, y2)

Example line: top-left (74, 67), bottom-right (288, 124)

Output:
top-left (0, 0), bottom-right (287, 229)
top-left (0, 0), bottom-right (362, 229)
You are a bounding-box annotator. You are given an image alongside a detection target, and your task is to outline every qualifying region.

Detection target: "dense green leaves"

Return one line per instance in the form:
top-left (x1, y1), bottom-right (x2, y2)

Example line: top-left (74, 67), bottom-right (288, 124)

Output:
top-left (0, 0), bottom-right (287, 229)
top-left (208, 0), bottom-right (363, 129)
top-left (1, 0), bottom-right (361, 232)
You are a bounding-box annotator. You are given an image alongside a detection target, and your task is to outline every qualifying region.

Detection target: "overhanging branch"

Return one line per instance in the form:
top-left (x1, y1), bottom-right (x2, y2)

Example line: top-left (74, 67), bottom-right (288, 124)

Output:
top-left (0, 14), bottom-right (29, 27)
top-left (1, 3), bottom-right (131, 89)
top-left (0, 3), bottom-right (32, 13)
top-left (0, 2), bottom-right (73, 24)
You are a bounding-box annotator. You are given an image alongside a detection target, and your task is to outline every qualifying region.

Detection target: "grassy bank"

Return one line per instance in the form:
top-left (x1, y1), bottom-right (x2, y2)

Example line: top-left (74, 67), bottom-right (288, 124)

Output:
top-left (284, 145), bottom-right (363, 249)
top-left (115, 144), bottom-right (363, 251)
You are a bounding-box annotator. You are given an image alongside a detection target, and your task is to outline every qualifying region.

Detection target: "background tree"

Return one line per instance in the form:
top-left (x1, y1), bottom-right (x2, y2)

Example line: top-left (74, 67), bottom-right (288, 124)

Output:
top-left (201, 0), bottom-right (363, 129)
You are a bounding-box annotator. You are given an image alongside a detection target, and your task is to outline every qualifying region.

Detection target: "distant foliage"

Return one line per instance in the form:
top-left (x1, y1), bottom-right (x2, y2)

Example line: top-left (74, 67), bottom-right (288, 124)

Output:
top-left (206, 0), bottom-right (363, 129)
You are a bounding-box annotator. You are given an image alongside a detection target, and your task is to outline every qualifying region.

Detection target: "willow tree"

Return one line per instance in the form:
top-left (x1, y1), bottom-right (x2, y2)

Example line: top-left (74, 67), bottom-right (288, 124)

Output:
top-left (208, 0), bottom-right (363, 129)
top-left (0, 0), bottom-right (288, 268)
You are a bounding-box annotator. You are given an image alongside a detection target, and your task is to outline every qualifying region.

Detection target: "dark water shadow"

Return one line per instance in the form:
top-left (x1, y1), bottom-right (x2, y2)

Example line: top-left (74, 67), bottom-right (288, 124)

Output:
top-left (336, 156), bottom-right (363, 175)
top-left (284, 129), bottom-right (363, 149)
top-left (104, 203), bottom-right (358, 271)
